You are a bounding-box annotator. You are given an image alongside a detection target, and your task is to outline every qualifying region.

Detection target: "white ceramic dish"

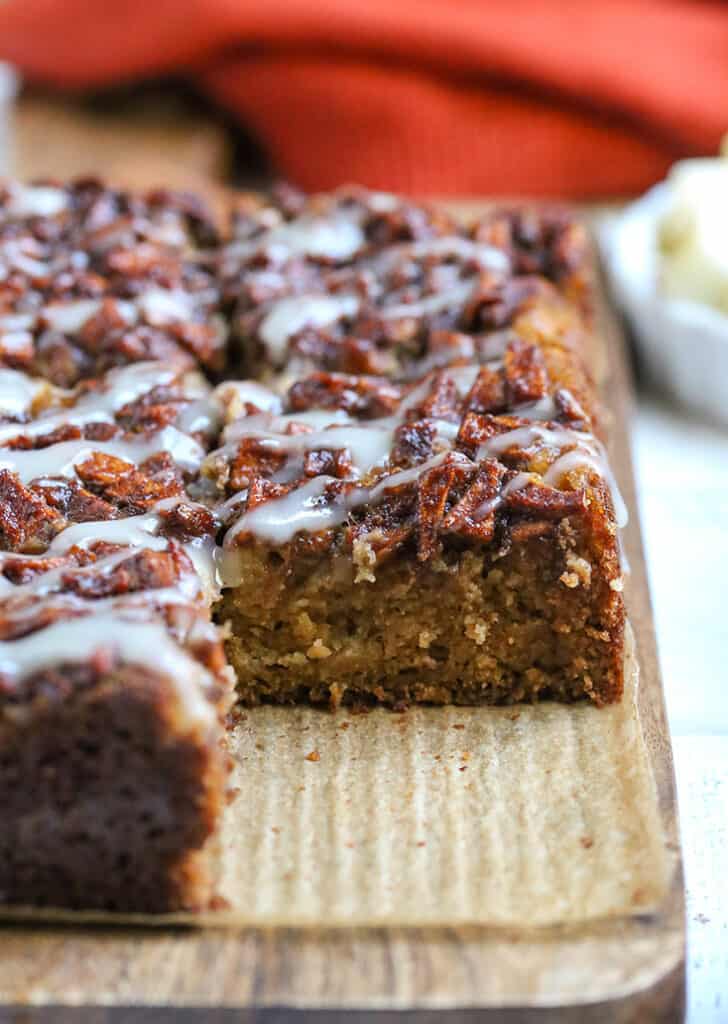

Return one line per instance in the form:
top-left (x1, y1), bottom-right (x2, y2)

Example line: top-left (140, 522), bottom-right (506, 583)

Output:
top-left (0, 64), bottom-right (17, 176)
top-left (602, 184), bottom-right (728, 426)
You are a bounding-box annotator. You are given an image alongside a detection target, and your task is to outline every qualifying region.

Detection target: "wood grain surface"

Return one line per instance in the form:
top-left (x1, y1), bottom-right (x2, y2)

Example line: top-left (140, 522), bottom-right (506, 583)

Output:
top-left (0, 185), bottom-right (686, 1020)
top-left (8, 92), bottom-right (232, 207)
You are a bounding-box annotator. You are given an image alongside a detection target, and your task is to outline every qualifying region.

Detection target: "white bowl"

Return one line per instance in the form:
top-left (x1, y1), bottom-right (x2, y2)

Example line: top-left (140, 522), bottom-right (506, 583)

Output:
top-left (0, 63), bottom-right (18, 176)
top-left (602, 185), bottom-right (728, 426)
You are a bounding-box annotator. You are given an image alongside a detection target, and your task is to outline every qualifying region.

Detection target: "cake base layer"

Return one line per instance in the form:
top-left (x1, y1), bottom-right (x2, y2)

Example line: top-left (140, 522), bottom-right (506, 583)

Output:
top-left (0, 665), bottom-right (228, 913)
top-left (219, 520), bottom-right (624, 708)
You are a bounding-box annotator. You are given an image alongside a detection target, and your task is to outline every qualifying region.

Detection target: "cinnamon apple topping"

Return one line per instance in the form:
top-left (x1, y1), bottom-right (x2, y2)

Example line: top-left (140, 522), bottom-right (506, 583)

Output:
top-left (207, 337), bottom-right (618, 568)
top-left (0, 179), bottom-right (227, 385)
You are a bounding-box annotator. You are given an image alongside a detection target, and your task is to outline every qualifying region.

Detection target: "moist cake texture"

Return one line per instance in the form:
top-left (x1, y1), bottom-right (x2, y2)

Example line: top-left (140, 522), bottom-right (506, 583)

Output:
top-left (0, 179), bottom-right (625, 913)
top-left (212, 185), bottom-right (622, 707)
top-left (208, 346), bottom-right (625, 708)
top-left (0, 356), bottom-right (232, 911)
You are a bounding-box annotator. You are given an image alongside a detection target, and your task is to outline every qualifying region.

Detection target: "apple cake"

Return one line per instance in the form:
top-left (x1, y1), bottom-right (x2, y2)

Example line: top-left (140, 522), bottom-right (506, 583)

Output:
top-left (0, 180), bottom-right (625, 913)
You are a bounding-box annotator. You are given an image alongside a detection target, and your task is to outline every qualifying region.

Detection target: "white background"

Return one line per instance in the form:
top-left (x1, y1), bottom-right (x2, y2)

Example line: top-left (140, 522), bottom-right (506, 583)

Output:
top-left (634, 397), bottom-right (728, 1022)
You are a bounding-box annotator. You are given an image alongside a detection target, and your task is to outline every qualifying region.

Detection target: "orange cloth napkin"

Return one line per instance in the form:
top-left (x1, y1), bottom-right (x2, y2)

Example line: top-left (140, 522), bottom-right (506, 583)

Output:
top-left (1, 0), bottom-right (727, 197)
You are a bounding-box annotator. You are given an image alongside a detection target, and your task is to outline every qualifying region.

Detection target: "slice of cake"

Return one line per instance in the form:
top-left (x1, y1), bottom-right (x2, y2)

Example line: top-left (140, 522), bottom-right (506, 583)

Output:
top-left (207, 333), bottom-right (625, 708)
top-left (0, 360), bottom-right (233, 911)
top-left (218, 186), bottom-right (594, 382)
top-left (0, 179), bottom-right (227, 386)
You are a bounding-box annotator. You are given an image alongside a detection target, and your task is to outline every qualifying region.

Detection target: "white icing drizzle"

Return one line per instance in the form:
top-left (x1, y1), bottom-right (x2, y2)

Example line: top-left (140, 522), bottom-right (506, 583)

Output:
top-left (146, 216), bottom-right (189, 249)
top-left (1, 286), bottom-right (204, 342)
top-left (1, 494), bottom-right (218, 604)
top-left (0, 239), bottom-right (54, 280)
top-left (380, 279), bottom-right (477, 321)
top-left (0, 425), bottom-right (205, 483)
top-left (0, 312), bottom-right (35, 333)
top-left (475, 471), bottom-right (537, 518)
top-left (0, 368), bottom-right (45, 417)
top-left (0, 361), bottom-right (186, 445)
top-left (0, 328), bottom-right (33, 354)
top-left (0, 548), bottom-right (149, 605)
top-left (224, 450), bottom-right (469, 548)
top-left (0, 557), bottom-right (206, 623)
top-left (394, 363), bottom-right (481, 418)
top-left (401, 335), bottom-right (475, 378)
top-left (213, 368), bottom-right (495, 545)
top-left (174, 396), bottom-right (221, 437)
top-left (85, 361), bottom-right (208, 419)
top-left (365, 191), bottom-right (399, 212)
top-left (513, 396), bottom-right (558, 420)
top-left (43, 298), bottom-right (130, 335)
top-left (365, 451), bottom-right (463, 500)
top-left (48, 512), bottom-right (168, 553)
top-left (406, 236), bottom-right (510, 272)
top-left (544, 448), bottom-right (628, 528)
top-left (478, 331), bottom-right (513, 361)
top-left (0, 614), bottom-right (215, 725)
top-left (215, 380), bottom-right (283, 416)
top-left (291, 423), bottom-right (393, 477)
top-left (182, 533), bottom-right (219, 604)
top-left (221, 407), bottom-right (352, 447)
top-left (228, 475), bottom-right (344, 545)
top-left (232, 211), bottom-right (367, 263)
top-left (3, 184), bottom-right (69, 219)
top-left (0, 204), bottom-right (225, 713)
top-left (477, 425), bottom-right (628, 527)
top-left (137, 287), bottom-right (195, 325)
top-left (217, 382), bottom-right (474, 489)
top-left (223, 407), bottom-right (392, 481)
top-left (259, 293), bottom-right (360, 364)
top-left (0, 308), bottom-right (36, 361)
top-left (222, 400), bottom-right (628, 545)
top-left (143, 497), bottom-right (219, 603)
top-left (245, 218), bottom-right (510, 365)
top-left (477, 424), bottom-right (581, 458)
top-left (436, 363), bottom-right (483, 396)
top-left (431, 420), bottom-right (460, 443)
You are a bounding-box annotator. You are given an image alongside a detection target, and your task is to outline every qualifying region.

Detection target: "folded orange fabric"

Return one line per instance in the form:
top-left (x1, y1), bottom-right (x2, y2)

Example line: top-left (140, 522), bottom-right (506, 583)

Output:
top-left (1, 0), bottom-right (727, 196)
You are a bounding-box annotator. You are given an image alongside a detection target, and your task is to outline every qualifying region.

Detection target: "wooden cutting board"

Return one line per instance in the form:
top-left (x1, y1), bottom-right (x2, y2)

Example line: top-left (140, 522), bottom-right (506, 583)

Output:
top-left (0, 199), bottom-right (685, 1021)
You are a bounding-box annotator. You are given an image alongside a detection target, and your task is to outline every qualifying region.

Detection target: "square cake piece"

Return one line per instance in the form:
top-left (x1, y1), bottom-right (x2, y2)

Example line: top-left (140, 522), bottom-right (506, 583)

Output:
top-left (0, 360), bottom-right (233, 911)
top-left (207, 328), bottom-right (625, 708)
top-left (218, 186), bottom-right (593, 382)
top-left (0, 179), bottom-right (227, 386)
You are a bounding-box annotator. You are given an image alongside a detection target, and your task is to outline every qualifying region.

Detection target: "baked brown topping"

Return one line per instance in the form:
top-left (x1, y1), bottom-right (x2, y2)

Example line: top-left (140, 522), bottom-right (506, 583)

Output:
top-left (220, 187), bottom-right (590, 382)
top-left (0, 469), bottom-right (62, 551)
top-left (0, 180), bottom-right (226, 385)
top-left (158, 501), bottom-right (216, 542)
top-left (74, 450), bottom-right (185, 511)
top-left (288, 373), bottom-right (402, 418)
top-left (472, 208), bottom-right (589, 286)
top-left (0, 363), bottom-right (211, 549)
top-left (211, 336), bottom-right (621, 562)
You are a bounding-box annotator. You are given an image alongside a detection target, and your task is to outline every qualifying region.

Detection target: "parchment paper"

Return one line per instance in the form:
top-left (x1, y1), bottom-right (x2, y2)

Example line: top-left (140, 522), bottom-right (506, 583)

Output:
top-left (215, 630), bottom-right (668, 927)
top-left (1, 630), bottom-right (669, 929)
